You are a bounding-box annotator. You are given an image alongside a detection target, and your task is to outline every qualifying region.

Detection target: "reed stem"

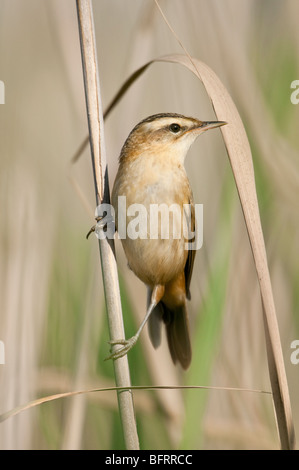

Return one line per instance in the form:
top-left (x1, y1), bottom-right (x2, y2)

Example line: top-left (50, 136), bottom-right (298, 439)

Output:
top-left (76, 0), bottom-right (139, 450)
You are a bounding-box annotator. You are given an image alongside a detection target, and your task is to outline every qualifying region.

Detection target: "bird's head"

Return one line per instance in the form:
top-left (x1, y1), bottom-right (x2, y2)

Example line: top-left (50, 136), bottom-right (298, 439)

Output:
top-left (119, 113), bottom-right (226, 164)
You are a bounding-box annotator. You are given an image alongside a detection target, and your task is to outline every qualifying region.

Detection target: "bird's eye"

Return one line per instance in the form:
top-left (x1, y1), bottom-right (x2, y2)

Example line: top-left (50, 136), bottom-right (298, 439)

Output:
top-left (169, 123), bottom-right (181, 133)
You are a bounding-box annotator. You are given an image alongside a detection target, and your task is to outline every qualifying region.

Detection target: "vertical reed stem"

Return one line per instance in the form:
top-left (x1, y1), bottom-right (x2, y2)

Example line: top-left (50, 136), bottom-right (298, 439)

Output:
top-left (76, 0), bottom-right (139, 450)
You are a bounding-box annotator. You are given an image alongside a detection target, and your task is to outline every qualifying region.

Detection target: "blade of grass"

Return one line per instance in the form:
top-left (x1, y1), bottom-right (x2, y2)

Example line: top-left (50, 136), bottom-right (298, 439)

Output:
top-left (174, 54), bottom-right (295, 451)
top-left (0, 384), bottom-right (270, 424)
top-left (75, 0), bottom-right (139, 450)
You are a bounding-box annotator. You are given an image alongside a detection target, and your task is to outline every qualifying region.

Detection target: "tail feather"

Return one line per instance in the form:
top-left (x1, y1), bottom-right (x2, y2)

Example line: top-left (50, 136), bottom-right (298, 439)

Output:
top-left (164, 303), bottom-right (192, 370)
top-left (148, 304), bottom-right (164, 349)
top-left (147, 287), bottom-right (192, 369)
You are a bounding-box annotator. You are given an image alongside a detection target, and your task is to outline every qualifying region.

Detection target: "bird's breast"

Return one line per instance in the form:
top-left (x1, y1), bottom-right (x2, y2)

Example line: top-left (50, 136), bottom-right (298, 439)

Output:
top-left (112, 156), bottom-right (192, 286)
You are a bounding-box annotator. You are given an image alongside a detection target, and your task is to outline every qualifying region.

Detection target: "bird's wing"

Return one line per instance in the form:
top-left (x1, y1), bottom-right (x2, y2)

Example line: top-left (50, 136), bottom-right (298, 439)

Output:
top-left (184, 192), bottom-right (196, 300)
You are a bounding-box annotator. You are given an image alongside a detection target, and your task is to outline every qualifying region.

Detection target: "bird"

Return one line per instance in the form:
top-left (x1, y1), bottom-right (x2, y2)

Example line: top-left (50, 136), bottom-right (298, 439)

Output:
top-left (108, 113), bottom-right (226, 369)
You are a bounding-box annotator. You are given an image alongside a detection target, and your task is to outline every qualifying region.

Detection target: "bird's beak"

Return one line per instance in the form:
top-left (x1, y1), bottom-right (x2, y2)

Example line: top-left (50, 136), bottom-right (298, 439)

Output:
top-left (187, 120), bottom-right (227, 136)
top-left (199, 121), bottom-right (227, 132)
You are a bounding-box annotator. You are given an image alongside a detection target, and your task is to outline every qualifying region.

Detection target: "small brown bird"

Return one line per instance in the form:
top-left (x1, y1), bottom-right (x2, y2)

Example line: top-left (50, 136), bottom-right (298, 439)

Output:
top-left (109, 113), bottom-right (226, 368)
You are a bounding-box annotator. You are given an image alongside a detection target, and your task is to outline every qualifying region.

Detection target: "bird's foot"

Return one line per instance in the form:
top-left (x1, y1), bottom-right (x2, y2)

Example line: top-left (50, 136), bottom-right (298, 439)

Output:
top-left (105, 336), bottom-right (138, 361)
top-left (86, 215), bottom-right (103, 239)
top-left (86, 214), bottom-right (115, 239)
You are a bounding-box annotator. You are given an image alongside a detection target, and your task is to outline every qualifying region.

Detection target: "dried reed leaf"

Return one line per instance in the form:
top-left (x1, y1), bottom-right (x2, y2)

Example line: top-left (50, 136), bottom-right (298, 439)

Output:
top-left (98, 53), bottom-right (295, 450)
top-left (171, 54), bottom-right (295, 451)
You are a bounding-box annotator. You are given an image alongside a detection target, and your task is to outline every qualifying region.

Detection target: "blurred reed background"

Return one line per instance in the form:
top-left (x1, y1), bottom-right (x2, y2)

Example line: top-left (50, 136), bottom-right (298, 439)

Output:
top-left (0, 0), bottom-right (298, 450)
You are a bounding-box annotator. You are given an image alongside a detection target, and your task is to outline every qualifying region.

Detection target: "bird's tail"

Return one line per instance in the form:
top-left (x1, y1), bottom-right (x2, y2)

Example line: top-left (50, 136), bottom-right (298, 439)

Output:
top-left (148, 290), bottom-right (192, 369)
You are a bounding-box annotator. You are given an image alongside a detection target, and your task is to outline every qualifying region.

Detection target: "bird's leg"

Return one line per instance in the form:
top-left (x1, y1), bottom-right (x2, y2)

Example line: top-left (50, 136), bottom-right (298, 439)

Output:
top-left (106, 285), bottom-right (165, 361)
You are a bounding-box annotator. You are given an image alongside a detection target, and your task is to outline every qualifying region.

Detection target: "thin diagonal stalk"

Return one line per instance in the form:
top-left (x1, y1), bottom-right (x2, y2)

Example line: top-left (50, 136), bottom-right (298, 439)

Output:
top-left (76, 0), bottom-right (139, 450)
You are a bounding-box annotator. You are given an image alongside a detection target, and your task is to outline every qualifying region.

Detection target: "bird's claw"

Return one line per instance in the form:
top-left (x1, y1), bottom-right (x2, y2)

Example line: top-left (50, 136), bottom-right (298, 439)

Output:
top-left (105, 336), bottom-right (138, 361)
top-left (86, 214), bottom-right (115, 240)
top-left (86, 215), bottom-right (104, 239)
